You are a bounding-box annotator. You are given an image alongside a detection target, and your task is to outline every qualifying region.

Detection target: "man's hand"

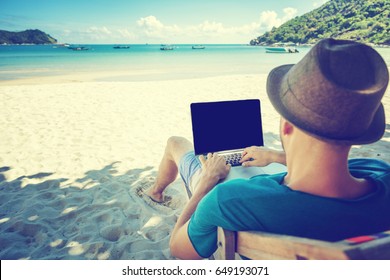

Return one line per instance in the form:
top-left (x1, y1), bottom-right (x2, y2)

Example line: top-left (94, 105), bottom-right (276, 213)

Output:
top-left (199, 153), bottom-right (231, 188)
top-left (240, 146), bottom-right (286, 167)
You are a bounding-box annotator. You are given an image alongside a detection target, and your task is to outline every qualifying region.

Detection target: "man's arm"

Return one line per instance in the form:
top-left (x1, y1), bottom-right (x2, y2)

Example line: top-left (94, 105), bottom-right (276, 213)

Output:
top-left (240, 146), bottom-right (286, 167)
top-left (170, 153), bottom-right (230, 259)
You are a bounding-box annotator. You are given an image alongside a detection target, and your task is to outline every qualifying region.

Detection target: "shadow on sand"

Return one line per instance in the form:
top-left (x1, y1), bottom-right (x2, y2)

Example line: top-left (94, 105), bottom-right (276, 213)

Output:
top-left (0, 163), bottom-right (187, 260)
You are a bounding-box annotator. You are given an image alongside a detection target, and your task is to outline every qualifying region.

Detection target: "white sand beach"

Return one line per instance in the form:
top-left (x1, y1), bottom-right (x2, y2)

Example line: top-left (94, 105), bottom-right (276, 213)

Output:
top-left (0, 73), bottom-right (389, 259)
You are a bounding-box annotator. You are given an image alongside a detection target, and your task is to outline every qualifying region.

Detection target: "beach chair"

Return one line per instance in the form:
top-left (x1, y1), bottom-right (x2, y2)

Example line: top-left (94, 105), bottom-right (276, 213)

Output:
top-left (214, 227), bottom-right (390, 260)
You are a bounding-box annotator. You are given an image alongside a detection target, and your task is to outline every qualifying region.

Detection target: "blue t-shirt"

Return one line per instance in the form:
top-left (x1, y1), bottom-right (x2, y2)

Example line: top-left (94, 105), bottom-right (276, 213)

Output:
top-left (188, 159), bottom-right (390, 258)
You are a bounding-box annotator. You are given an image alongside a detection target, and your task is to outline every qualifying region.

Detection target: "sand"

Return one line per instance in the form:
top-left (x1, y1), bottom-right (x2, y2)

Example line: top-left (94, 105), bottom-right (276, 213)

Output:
top-left (0, 73), bottom-right (389, 259)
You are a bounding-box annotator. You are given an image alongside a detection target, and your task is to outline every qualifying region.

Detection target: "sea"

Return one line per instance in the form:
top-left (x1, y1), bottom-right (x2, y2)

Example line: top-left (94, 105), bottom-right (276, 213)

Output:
top-left (1, 44), bottom-right (390, 82)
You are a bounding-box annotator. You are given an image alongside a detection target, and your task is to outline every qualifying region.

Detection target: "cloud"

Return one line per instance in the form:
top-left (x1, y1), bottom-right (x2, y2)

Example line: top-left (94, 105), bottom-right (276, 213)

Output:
top-left (137, 15), bottom-right (164, 30)
top-left (60, 26), bottom-right (136, 43)
top-left (258, 11), bottom-right (280, 30)
top-left (137, 15), bottom-right (180, 38)
top-left (283, 7), bottom-right (298, 19)
top-left (136, 16), bottom-right (245, 41)
top-left (58, 7), bottom-right (299, 43)
top-left (186, 7), bottom-right (298, 40)
top-left (258, 7), bottom-right (298, 30)
top-left (197, 21), bottom-right (230, 34)
top-left (117, 28), bottom-right (135, 39)
top-left (135, 16), bottom-right (263, 42)
top-left (86, 26), bottom-right (112, 35)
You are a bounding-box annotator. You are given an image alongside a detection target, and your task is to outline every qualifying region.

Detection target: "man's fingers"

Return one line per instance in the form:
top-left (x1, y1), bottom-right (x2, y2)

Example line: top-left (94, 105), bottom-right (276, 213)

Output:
top-left (200, 153), bottom-right (216, 165)
top-left (242, 160), bottom-right (253, 167)
top-left (199, 155), bottom-right (206, 165)
top-left (240, 152), bottom-right (252, 163)
top-left (226, 163), bottom-right (232, 171)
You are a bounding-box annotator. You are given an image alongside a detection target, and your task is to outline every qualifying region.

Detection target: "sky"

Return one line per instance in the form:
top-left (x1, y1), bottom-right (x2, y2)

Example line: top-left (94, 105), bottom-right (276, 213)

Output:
top-left (0, 0), bottom-right (329, 44)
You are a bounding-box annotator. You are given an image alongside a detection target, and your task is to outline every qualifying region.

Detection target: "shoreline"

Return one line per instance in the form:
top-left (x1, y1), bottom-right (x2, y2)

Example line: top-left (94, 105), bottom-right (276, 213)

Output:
top-left (0, 69), bottom-right (249, 86)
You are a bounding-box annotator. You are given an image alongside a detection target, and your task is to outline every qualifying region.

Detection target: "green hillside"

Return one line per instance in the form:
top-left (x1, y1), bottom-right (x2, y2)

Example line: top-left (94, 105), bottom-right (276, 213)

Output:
top-left (0, 29), bottom-right (57, 45)
top-left (250, 0), bottom-right (390, 46)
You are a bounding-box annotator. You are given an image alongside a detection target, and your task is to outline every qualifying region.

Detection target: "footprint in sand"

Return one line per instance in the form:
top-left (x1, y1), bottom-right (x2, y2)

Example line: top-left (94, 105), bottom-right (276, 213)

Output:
top-left (100, 224), bottom-right (122, 242)
top-left (136, 185), bottom-right (172, 208)
top-left (131, 177), bottom-right (177, 211)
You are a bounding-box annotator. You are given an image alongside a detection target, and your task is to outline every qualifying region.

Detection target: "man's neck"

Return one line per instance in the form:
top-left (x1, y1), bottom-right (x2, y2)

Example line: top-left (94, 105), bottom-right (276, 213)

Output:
top-left (283, 141), bottom-right (374, 199)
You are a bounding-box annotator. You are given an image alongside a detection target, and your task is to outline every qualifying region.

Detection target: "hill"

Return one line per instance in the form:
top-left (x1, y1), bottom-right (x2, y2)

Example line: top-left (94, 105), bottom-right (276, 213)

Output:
top-left (0, 29), bottom-right (57, 45)
top-left (250, 0), bottom-right (390, 46)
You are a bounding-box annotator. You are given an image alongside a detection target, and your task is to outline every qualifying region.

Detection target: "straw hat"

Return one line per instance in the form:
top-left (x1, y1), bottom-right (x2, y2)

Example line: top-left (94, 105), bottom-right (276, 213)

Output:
top-left (267, 38), bottom-right (389, 144)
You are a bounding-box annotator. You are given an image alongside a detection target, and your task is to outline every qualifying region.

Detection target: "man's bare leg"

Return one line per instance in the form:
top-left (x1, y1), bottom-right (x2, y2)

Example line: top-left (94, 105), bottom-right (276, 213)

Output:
top-left (146, 136), bottom-right (193, 202)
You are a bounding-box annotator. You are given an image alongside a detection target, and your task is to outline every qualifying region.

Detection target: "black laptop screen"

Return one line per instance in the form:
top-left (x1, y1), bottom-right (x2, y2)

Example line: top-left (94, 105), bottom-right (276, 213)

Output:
top-left (191, 99), bottom-right (264, 155)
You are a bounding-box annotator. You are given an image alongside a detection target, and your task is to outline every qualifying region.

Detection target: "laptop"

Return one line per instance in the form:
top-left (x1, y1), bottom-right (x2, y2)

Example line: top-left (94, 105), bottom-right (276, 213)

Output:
top-left (190, 99), bottom-right (287, 180)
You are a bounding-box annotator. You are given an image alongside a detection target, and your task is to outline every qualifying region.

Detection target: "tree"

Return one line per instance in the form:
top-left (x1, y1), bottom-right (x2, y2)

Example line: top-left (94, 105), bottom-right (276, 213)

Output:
top-left (250, 0), bottom-right (390, 46)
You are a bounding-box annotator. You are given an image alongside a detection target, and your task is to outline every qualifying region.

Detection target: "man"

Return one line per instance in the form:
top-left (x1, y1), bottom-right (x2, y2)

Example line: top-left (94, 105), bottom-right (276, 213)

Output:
top-left (146, 38), bottom-right (390, 259)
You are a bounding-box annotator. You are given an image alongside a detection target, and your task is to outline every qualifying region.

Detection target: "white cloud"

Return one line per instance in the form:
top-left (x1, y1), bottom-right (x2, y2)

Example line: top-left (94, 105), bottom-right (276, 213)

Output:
top-left (133, 9), bottom-right (298, 43)
top-left (283, 7), bottom-right (298, 20)
top-left (84, 26), bottom-right (112, 36)
top-left (258, 7), bottom-right (298, 30)
top-left (60, 26), bottom-right (136, 43)
top-left (79, 26), bottom-right (113, 40)
top-left (137, 15), bottom-right (181, 39)
top-left (117, 28), bottom-right (135, 39)
top-left (197, 21), bottom-right (225, 34)
top-left (135, 16), bottom-right (262, 42)
top-left (59, 8), bottom-right (300, 43)
top-left (259, 11), bottom-right (281, 30)
top-left (137, 15), bottom-right (164, 30)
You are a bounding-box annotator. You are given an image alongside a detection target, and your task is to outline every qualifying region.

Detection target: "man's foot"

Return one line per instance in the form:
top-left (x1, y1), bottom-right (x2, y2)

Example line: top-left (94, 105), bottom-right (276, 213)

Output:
top-left (133, 177), bottom-right (175, 211)
top-left (145, 186), bottom-right (164, 203)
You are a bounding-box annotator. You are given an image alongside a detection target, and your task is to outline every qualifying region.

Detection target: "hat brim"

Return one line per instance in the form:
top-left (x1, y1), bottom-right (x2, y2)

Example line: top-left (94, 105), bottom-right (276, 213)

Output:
top-left (267, 64), bottom-right (386, 145)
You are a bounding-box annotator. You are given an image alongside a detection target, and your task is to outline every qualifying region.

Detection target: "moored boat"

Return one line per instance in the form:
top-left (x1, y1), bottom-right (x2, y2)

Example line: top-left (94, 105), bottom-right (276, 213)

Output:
top-left (160, 44), bottom-right (174, 50)
top-left (113, 45), bottom-right (130, 49)
top-left (265, 47), bottom-right (299, 53)
top-left (68, 46), bottom-right (90, 51)
top-left (192, 45), bottom-right (205, 49)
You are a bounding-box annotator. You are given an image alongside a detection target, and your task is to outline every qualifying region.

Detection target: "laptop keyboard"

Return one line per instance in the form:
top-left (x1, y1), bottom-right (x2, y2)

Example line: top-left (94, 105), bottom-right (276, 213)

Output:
top-left (223, 153), bottom-right (242, 166)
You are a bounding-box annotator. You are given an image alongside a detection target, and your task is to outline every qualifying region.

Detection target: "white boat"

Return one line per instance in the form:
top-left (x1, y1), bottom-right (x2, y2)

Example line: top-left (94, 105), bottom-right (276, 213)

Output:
top-left (68, 46), bottom-right (90, 51)
top-left (160, 44), bottom-right (174, 50)
top-left (54, 43), bottom-right (70, 48)
top-left (265, 47), bottom-right (299, 53)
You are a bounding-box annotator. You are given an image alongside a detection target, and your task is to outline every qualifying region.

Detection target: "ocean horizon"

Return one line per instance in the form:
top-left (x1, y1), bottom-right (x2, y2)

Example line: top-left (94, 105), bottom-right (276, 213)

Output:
top-left (1, 44), bottom-right (310, 82)
top-left (1, 43), bottom-right (390, 83)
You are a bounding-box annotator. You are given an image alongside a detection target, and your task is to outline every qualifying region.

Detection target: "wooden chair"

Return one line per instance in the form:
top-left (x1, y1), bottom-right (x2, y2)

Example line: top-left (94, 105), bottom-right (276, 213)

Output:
top-left (214, 227), bottom-right (390, 260)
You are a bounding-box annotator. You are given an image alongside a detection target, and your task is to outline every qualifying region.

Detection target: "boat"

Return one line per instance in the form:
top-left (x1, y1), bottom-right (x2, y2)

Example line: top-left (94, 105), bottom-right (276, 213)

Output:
top-left (265, 47), bottom-right (299, 53)
top-left (160, 44), bottom-right (174, 50)
top-left (54, 43), bottom-right (70, 48)
top-left (68, 46), bottom-right (90, 51)
top-left (192, 45), bottom-right (205, 49)
top-left (113, 45), bottom-right (130, 49)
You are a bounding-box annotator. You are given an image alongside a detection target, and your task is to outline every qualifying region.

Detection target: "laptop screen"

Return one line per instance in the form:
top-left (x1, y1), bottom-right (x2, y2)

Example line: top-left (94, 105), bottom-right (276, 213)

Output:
top-left (191, 99), bottom-right (264, 155)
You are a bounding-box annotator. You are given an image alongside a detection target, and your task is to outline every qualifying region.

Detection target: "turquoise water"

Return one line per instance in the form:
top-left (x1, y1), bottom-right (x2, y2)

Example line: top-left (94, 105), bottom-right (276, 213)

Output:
top-left (1, 44), bottom-right (389, 82)
top-left (0, 44), bottom-right (309, 81)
